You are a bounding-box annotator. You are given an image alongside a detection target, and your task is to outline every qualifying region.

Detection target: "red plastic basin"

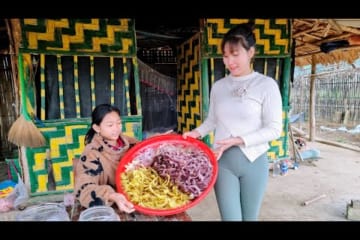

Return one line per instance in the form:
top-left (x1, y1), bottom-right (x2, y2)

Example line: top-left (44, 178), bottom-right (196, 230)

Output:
top-left (115, 134), bottom-right (218, 216)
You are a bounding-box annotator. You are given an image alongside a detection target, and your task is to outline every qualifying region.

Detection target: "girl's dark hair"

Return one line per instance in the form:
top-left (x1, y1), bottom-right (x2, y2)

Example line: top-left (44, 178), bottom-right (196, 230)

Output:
top-left (221, 22), bottom-right (256, 54)
top-left (84, 103), bottom-right (121, 145)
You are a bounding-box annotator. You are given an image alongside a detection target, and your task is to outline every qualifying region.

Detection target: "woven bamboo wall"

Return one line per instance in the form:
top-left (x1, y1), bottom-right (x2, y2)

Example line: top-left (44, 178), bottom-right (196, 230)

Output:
top-left (16, 19), bottom-right (141, 194)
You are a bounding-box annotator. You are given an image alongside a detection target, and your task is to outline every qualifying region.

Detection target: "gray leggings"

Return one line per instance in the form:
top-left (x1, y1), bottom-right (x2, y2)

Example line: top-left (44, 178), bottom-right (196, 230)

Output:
top-left (214, 146), bottom-right (269, 221)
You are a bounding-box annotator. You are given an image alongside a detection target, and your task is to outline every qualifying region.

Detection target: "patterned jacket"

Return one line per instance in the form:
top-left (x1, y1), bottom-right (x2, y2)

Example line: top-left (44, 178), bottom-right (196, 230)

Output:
top-left (74, 133), bottom-right (138, 208)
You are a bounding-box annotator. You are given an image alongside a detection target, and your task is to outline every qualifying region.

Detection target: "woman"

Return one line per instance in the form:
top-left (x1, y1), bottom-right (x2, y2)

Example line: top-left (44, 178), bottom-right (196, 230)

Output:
top-left (183, 23), bottom-right (283, 221)
top-left (74, 103), bottom-right (138, 213)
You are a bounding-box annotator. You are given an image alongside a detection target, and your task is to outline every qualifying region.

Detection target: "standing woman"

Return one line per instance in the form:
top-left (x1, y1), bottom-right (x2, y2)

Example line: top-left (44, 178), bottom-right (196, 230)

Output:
top-left (74, 103), bottom-right (139, 213)
top-left (183, 23), bottom-right (283, 221)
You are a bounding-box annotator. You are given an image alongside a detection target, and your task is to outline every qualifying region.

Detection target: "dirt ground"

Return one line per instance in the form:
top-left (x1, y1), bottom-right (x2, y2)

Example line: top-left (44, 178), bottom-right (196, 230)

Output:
top-left (260, 142), bottom-right (360, 221)
top-left (185, 122), bottom-right (360, 221)
top-left (186, 141), bottom-right (360, 221)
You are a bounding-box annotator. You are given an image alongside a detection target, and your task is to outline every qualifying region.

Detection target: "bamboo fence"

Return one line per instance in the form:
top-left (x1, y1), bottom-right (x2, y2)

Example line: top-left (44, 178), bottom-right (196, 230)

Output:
top-left (291, 66), bottom-right (360, 127)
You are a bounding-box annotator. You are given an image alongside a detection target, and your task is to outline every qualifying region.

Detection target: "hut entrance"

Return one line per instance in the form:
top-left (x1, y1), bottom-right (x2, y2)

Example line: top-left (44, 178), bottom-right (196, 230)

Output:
top-left (135, 18), bottom-right (199, 136)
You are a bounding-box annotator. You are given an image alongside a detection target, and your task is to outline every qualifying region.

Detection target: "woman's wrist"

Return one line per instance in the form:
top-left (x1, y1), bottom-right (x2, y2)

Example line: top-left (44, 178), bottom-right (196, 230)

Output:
top-left (192, 130), bottom-right (201, 138)
top-left (183, 130), bottom-right (201, 139)
top-left (235, 137), bottom-right (245, 146)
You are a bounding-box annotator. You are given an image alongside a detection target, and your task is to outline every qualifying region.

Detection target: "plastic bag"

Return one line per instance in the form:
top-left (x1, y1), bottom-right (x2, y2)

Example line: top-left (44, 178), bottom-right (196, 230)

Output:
top-left (1, 173), bottom-right (29, 211)
top-left (0, 180), bottom-right (17, 212)
top-left (13, 173), bottom-right (29, 209)
top-left (16, 202), bottom-right (70, 221)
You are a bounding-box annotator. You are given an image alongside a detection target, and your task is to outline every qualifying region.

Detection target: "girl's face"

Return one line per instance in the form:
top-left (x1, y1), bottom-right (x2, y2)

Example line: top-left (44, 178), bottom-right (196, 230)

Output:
top-left (222, 42), bottom-right (254, 77)
top-left (93, 111), bottom-right (122, 144)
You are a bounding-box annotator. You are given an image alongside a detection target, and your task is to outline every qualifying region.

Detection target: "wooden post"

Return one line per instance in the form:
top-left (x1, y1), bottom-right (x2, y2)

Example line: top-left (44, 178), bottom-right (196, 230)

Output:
top-left (201, 58), bottom-right (211, 146)
top-left (309, 57), bottom-right (316, 141)
top-left (343, 98), bottom-right (350, 125)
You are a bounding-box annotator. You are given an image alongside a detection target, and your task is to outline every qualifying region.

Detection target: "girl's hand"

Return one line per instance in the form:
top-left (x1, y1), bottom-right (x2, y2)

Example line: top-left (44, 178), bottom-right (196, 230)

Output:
top-left (182, 130), bottom-right (201, 139)
top-left (109, 192), bottom-right (135, 213)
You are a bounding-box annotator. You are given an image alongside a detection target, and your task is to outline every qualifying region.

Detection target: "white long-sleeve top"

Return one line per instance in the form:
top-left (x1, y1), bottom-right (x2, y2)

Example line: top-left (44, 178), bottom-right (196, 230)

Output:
top-left (195, 71), bottom-right (283, 162)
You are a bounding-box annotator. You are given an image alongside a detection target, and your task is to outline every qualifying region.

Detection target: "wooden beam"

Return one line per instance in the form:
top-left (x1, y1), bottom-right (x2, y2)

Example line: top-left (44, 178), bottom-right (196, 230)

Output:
top-left (322, 23), bottom-right (332, 37)
top-left (316, 33), bottom-right (352, 44)
top-left (293, 29), bottom-right (315, 38)
top-left (295, 19), bottom-right (315, 26)
top-left (311, 20), bottom-right (320, 31)
top-left (295, 39), bottom-right (319, 48)
top-left (314, 137), bottom-right (360, 152)
top-left (328, 19), bottom-right (343, 34)
top-left (303, 33), bottom-right (322, 40)
top-left (303, 42), bottom-right (320, 48)
top-left (296, 44), bottom-right (360, 58)
top-left (295, 49), bottom-right (321, 58)
top-left (339, 25), bottom-right (360, 35)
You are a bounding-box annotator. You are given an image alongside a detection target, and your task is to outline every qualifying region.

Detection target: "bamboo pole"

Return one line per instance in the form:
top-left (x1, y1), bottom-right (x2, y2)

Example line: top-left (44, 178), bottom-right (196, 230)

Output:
top-left (301, 133), bottom-right (360, 152)
top-left (314, 138), bottom-right (360, 152)
top-left (309, 57), bottom-right (316, 141)
top-left (291, 125), bottom-right (306, 137)
top-left (302, 194), bottom-right (327, 206)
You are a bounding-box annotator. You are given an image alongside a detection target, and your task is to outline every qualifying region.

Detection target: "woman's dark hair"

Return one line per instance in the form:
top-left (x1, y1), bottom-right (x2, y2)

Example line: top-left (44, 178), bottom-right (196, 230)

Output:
top-left (221, 22), bottom-right (256, 54)
top-left (84, 103), bottom-right (121, 145)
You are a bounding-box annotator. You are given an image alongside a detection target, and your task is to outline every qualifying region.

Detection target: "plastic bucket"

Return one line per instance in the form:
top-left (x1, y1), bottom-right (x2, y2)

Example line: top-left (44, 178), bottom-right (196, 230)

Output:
top-left (79, 206), bottom-right (120, 221)
top-left (16, 203), bottom-right (70, 221)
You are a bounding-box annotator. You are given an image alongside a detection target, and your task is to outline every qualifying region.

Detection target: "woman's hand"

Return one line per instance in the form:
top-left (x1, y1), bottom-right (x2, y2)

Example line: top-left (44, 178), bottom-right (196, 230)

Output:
top-left (214, 137), bottom-right (244, 160)
top-left (109, 192), bottom-right (135, 213)
top-left (182, 130), bottom-right (201, 139)
top-left (149, 129), bottom-right (174, 138)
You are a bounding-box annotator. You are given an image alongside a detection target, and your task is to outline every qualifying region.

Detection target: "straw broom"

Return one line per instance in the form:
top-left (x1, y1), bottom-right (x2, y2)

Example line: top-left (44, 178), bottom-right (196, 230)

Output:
top-left (7, 53), bottom-right (46, 147)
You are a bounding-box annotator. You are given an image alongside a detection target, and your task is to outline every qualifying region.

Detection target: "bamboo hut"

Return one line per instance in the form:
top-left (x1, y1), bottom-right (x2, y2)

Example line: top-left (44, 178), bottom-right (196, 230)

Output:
top-left (2, 18), bottom-right (359, 196)
top-left (292, 19), bottom-right (360, 145)
top-left (0, 18), bottom-right (293, 195)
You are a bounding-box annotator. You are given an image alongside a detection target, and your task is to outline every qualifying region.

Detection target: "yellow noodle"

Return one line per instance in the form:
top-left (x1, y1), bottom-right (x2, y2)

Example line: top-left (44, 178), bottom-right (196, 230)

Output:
top-left (121, 167), bottom-right (191, 209)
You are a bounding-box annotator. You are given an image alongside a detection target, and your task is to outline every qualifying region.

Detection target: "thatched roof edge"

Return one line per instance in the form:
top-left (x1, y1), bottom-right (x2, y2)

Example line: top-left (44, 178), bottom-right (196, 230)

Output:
top-left (295, 47), bottom-right (360, 67)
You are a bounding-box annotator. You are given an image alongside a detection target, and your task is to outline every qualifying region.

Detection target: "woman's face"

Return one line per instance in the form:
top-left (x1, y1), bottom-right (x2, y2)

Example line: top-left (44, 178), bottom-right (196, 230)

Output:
top-left (222, 42), bottom-right (254, 77)
top-left (93, 111), bottom-right (122, 144)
